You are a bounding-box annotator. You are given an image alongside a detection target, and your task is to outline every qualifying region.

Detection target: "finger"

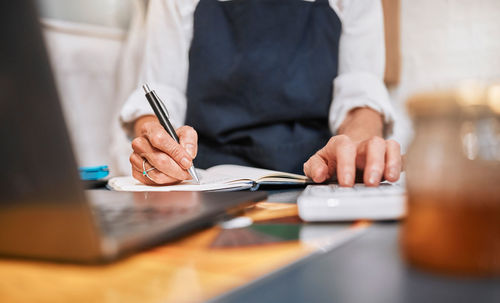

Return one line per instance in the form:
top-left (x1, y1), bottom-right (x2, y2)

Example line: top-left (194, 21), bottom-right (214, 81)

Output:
top-left (130, 152), bottom-right (179, 185)
top-left (131, 169), bottom-right (180, 186)
top-left (146, 152), bottom-right (192, 181)
top-left (129, 152), bottom-right (182, 184)
top-left (334, 139), bottom-right (356, 187)
top-left (319, 135), bottom-right (354, 183)
top-left (304, 154), bottom-right (330, 183)
top-left (384, 140), bottom-right (402, 182)
top-left (144, 123), bottom-right (193, 169)
top-left (130, 156), bottom-right (172, 186)
top-left (131, 138), bottom-right (191, 180)
top-left (305, 135), bottom-right (354, 183)
top-left (177, 126), bottom-right (198, 159)
top-left (361, 137), bottom-right (386, 186)
top-left (130, 152), bottom-right (147, 173)
top-left (132, 169), bottom-right (157, 186)
top-left (131, 136), bottom-right (151, 153)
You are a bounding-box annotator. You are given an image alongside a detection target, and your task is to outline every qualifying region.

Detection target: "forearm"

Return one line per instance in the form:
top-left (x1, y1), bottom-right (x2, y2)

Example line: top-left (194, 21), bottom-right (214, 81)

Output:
top-left (336, 107), bottom-right (384, 142)
top-left (119, 0), bottom-right (191, 140)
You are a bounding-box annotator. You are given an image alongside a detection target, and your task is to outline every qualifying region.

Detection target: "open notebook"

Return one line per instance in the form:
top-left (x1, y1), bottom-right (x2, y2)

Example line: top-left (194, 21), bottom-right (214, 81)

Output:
top-left (108, 165), bottom-right (311, 192)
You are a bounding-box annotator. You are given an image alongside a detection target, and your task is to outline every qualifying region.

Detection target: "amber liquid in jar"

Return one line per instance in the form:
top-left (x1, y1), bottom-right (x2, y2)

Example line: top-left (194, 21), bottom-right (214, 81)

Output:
top-left (403, 189), bottom-right (500, 276)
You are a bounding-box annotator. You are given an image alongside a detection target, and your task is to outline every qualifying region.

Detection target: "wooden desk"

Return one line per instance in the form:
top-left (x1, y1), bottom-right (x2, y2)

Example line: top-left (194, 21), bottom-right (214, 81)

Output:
top-left (0, 201), bottom-right (366, 303)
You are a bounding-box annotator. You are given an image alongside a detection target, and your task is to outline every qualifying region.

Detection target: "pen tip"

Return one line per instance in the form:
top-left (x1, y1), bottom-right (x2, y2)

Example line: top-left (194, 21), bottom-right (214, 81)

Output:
top-left (188, 166), bottom-right (201, 184)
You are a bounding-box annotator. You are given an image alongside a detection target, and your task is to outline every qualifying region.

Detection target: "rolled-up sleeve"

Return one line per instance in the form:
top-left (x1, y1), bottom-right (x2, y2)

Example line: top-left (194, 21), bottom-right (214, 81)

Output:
top-left (329, 0), bottom-right (395, 137)
top-left (120, 0), bottom-right (197, 138)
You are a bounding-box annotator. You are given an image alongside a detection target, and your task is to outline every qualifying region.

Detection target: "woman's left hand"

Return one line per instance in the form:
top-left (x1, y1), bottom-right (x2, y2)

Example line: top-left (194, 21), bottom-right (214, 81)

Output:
top-left (303, 134), bottom-right (402, 187)
top-left (303, 107), bottom-right (402, 187)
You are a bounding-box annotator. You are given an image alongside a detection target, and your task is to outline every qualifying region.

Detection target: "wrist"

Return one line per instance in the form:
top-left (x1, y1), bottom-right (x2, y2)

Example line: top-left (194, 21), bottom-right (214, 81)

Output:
top-left (134, 115), bottom-right (157, 137)
top-left (337, 107), bottom-right (384, 142)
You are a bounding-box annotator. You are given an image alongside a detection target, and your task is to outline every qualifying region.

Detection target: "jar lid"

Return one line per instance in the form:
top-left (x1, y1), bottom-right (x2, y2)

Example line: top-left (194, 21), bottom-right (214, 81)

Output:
top-left (406, 82), bottom-right (499, 118)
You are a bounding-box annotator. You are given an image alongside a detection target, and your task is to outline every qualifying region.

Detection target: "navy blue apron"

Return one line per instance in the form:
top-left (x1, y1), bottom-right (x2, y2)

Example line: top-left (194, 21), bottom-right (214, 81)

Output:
top-left (186, 0), bottom-right (341, 174)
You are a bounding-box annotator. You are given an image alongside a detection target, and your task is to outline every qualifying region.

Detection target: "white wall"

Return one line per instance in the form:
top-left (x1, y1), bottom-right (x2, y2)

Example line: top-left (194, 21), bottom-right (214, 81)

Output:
top-left (43, 22), bottom-right (125, 168)
top-left (36, 0), bottom-right (132, 29)
top-left (39, 1), bottom-right (145, 174)
top-left (390, 0), bottom-right (500, 149)
top-left (37, 0), bottom-right (139, 171)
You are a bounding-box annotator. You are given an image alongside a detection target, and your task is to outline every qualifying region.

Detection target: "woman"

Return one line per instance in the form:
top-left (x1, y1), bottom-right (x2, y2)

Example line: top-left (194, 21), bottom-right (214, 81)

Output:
top-left (121, 0), bottom-right (402, 186)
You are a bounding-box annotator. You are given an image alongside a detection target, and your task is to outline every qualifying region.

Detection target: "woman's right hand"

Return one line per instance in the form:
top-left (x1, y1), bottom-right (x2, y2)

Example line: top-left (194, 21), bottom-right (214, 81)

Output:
top-left (129, 115), bottom-right (198, 185)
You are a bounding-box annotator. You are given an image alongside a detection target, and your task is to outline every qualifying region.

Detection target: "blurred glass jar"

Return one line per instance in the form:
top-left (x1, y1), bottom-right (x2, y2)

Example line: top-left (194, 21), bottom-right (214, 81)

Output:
top-left (402, 83), bottom-right (500, 276)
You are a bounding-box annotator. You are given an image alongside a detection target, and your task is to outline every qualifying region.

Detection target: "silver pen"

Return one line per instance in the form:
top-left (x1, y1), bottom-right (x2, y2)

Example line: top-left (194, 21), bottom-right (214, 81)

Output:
top-left (142, 84), bottom-right (200, 183)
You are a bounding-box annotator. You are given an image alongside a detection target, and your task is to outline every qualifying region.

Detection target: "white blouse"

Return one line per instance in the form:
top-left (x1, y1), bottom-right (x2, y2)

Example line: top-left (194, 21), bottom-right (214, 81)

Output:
top-left (120, 0), bottom-right (395, 137)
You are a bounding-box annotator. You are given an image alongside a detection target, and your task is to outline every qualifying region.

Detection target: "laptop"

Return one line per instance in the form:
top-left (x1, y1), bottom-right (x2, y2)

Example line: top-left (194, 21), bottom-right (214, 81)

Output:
top-left (0, 1), bottom-right (266, 263)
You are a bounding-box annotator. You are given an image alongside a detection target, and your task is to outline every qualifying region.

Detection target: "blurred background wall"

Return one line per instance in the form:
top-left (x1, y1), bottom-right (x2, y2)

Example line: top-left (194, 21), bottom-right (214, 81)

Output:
top-left (37, 0), bottom-right (132, 28)
top-left (36, 0), bottom-right (138, 175)
top-left (390, 0), bottom-right (500, 149)
top-left (35, 0), bottom-right (500, 175)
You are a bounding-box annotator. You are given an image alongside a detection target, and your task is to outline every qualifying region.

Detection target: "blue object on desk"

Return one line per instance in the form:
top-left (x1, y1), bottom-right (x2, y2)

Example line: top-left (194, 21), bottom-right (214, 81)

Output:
top-left (79, 165), bottom-right (109, 181)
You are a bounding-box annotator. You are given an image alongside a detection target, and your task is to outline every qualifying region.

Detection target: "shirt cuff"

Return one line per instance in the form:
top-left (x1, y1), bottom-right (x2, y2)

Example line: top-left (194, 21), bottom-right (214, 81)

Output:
top-left (329, 72), bottom-right (395, 138)
top-left (120, 83), bottom-right (187, 140)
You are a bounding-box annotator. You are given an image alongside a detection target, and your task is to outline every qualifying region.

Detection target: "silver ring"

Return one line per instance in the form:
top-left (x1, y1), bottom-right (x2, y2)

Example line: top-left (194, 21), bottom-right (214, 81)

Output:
top-left (142, 158), bottom-right (156, 181)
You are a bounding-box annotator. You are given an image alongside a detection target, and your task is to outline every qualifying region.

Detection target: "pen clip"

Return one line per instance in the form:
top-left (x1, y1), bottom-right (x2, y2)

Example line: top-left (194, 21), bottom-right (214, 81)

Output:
top-left (153, 91), bottom-right (170, 118)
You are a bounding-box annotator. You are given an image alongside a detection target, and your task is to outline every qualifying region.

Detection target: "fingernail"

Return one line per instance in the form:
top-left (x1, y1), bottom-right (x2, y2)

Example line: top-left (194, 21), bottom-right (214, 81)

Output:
top-left (181, 157), bottom-right (191, 168)
top-left (185, 144), bottom-right (195, 158)
top-left (368, 172), bottom-right (379, 185)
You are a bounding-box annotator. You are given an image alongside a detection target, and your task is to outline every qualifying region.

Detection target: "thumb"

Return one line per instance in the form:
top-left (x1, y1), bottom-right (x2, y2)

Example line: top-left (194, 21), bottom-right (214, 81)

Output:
top-left (177, 125), bottom-right (198, 159)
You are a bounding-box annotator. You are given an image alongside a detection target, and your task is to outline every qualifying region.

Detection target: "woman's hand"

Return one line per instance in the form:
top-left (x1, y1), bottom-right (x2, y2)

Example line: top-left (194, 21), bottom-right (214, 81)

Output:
top-left (304, 135), bottom-right (402, 186)
top-left (303, 108), bottom-right (402, 187)
top-left (129, 115), bottom-right (198, 185)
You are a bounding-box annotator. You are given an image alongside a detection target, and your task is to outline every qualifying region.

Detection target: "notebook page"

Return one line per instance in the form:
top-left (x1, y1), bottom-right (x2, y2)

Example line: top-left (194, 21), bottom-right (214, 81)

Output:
top-left (108, 169), bottom-right (253, 192)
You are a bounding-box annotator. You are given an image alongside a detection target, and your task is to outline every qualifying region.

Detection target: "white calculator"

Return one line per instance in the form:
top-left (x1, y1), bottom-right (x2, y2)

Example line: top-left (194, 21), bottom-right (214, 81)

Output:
top-left (297, 183), bottom-right (406, 222)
